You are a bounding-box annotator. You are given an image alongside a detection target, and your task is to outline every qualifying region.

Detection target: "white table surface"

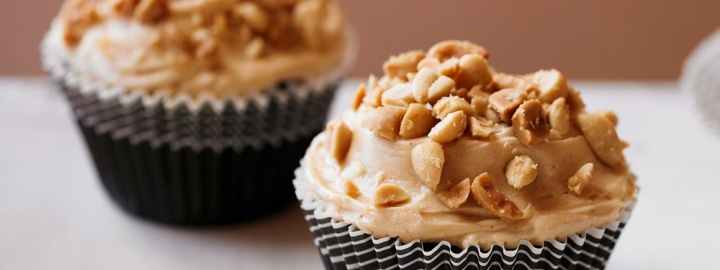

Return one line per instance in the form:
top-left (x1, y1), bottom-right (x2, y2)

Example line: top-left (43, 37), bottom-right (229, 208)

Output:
top-left (1, 78), bottom-right (719, 269)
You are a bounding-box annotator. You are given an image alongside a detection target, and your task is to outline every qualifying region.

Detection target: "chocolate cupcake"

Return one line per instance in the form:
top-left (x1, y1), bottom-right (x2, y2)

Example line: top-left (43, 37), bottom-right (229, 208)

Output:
top-left (41, 0), bottom-right (353, 225)
top-left (294, 41), bottom-right (637, 269)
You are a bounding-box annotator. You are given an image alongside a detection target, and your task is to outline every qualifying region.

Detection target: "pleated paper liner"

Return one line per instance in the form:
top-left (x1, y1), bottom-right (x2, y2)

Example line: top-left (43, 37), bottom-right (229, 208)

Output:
top-left (294, 164), bottom-right (636, 270)
top-left (41, 33), bottom-right (349, 225)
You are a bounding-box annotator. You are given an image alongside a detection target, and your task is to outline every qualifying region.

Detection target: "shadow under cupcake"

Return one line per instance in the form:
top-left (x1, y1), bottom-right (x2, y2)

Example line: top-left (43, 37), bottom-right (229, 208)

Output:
top-left (41, 0), bottom-right (353, 225)
top-left (294, 41), bottom-right (637, 269)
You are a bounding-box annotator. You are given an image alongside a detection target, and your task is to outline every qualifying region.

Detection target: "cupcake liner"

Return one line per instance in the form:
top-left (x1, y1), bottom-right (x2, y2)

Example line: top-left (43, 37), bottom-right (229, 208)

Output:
top-left (294, 163), bottom-right (636, 270)
top-left (41, 30), bottom-right (352, 225)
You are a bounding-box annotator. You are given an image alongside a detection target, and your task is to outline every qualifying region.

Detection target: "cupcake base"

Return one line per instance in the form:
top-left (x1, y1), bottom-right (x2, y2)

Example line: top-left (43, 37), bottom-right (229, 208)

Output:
top-left (78, 119), bottom-right (315, 225)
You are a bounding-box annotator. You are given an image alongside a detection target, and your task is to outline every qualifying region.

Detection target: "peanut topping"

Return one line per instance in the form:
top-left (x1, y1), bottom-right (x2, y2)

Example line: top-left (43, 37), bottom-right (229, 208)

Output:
top-left (568, 163), bottom-right (595, 194)
top-left (351, 83), bottom-right (366, 111)
top-left (470, 173), bottom-right (527, 220)
top-left (363, 76), bottom-right (384, 107)
top-left (438, 58), bottom-right (460, 77)
top-left (547, 97), bottom-right (571, 139)
top-left (512, 99), bottom-right (547, 145)
top-left (375, 183), bottom-right (411, 207)
top-left (428, 111), bottom-right (467, 143)
top-left (381, 83), bottom-right (415, 107)
top-left (469, 116), bottom-right (495, 139)
top-left (505, 155), bottom-right (539, 189)
top-left (433, 96), bottom-right (472, 119)
top-left (134, 0), bottom-right (169, 24)
top-left (411, 140), bottom-right (445, 190)
top-left (412, 68), bottom-right (439, 103)
top-left (361, 106), bottom-right (406, 140)
top-left (468, 86), bottom-right (489, 116)
top-left (428, 75), bottom-right (456, 103)
top-left (383, 50), bottom-right (425, 79)
top-left (531, 69), bottom-right (569, 102)
top-left (576, 112), bottom-right (627, 169)
top-left (427, 40), bottom-right (489, 62)
top-left (456, 54), bottom-right (492, 89)
top-left (328, 121), bottom-right (353, 165)
top-left (437, 178), bottom-right (471, 208)
top-left (489, 88), bottom-right (527, 122)
top-left (344, 180), bottom-right (361, 199)
top-left (233, 2), bottom-right (269, 32)
top-left (400, 104), bottom-right (437, 139)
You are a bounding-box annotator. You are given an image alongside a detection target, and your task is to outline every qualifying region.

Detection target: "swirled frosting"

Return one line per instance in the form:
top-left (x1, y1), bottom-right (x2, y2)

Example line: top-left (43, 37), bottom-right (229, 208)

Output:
top-left (297, 41), bottom-right (636, 248)
top-left (48, 0), bottom-right (347, 97)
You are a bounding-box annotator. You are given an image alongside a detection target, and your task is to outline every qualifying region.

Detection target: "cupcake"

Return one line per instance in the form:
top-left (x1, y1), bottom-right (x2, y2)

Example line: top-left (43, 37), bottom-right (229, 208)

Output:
top-left (41, 0), bottom-right (353, 225)
top-left (294, 41), bottom-right (637, 269)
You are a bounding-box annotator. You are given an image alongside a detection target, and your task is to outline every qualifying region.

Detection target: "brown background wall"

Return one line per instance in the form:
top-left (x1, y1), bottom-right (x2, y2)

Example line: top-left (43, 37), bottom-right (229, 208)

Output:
top-left (1, 0), bottom-right (718, 79)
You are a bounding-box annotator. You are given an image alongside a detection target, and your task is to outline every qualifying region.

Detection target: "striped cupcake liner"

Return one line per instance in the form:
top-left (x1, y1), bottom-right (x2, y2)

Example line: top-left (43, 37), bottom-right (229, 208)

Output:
top-left (294, 163), bottom-right (636, 270)
top-left (41, 32), bottom-right (348, 225)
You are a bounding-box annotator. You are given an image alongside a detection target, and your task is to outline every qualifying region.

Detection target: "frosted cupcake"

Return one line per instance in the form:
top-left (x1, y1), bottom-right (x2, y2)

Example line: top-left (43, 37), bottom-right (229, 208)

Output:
top-left (41, 0), bottom-right (352, 225)
top-left (294, 41), bottom-right (636, 269)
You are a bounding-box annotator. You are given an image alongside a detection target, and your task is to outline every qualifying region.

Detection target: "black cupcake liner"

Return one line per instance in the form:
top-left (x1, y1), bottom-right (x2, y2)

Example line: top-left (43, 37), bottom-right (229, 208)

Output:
top-left (42, 36), bottom-right (345, 225)
top-left (294, 163), bottom-right (635, 270)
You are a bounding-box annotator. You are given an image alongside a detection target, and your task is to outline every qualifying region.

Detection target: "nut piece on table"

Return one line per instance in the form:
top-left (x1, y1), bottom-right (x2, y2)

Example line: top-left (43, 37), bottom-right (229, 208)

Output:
top-left (427, 40), bottom-right (489, 62)
top-left (361, 106), bottom-right (406, 140)
top-left (375, 183), bottom-right (411, 207)
top-left (383, 50), bottom-right (425, 79)
top-left (412, 68), bottom-right (439, 103)
top-left (328, 121), bottom-right (353, 165)
top-left (344, 180), bottom-right (361, 199)
top-left (505, 155), bottom-right (539, 189)
top-left (512, 99), bottom-right (547, 145)
top-left (531, 69), bottom-right (569, 102)
top-left (456, 54), bottom-right (493, 89)
top-left (469, 116), bottom-right (495, 139)
top-left (433, 96), bottom-right (472, 119)
top-left (428, 111), bottom-right (467, 143)
top-left (568, 163), bottom-right (594, 194)
top-left (411, 140), bottom-right (445, 190)
top-left (547, 97), bottom-right (571, 139)
top-left (400, 104), bottom-right (437, 139)
top-left (437, 178), bottom-right (471, 208)
top-left (576, 112), bottom-right (627, 169)
top-left (351, 83), bottom-right (366, 111)
top-left (381, 83), bottom-right (415, 107)
top-left (470, 172), bottom-right (527, 220)
top-left (427, 75), bottom-right (456, 103)
top-left (489, 88), bottom-right (527, 122)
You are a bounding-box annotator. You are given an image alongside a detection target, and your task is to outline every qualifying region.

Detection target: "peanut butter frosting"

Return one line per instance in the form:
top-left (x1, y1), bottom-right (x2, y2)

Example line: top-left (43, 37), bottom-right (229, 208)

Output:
top-left (47, 0), bottom-right (347, 97)
top-left (297, 41), bottom-right (637, 248)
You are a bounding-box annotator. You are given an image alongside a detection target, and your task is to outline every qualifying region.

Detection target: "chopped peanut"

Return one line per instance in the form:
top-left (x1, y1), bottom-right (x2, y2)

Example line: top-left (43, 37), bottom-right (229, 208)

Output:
top-left (232, 2), bottom-right (269, 32)
top-left (456, 54), bottom-right (492, 89)
top-left (469, 116), bottom-right (495, 138)
top-left (361, 106), bottom-right (406, 140)
top-left (344, 180), bottom-right (361, 199)
top-left (328, 121), bottom-right (353, 165)
top-left (428, 75), bottom-right (456, 103)
top-left (547, 97), bottom-right (571, 139)
top-left (351, 83), bottom-right (366, 111)
top-left (375, 183), bottom-right (411, 207)
top-left (411, 140), bottom-right (445, 190)
top-left (363, 77), bottom-right (384, 107)
top-left (531, 69), bottom-right (568, 102)
top-left (428, 111), bottom-right (467, 143)
top-left (427, 40), bottom-right (489, 62)
top-left (489, 88), bottom-right (527, 122)
top-left (400, 104), bottom-right (437, 139)
top-left (383, 50), bottom-right (425, 79)
top-left (381, 83), bottom-right (415, 107)
top-left (568, 163), bottom-right (594, 194)
top-left (470, 173), bottom-right (527, 220)
top-left (437, 178), bottom-right (471, 208)
top-left (505, 155), bottom-right (538, 189)
top-left (411, 68), bottom-right (438, 103)
top-left (512, 99), bottom-right (547, 145)
top-left (438, 58), bottom-right (460, 77)
top-left (576, 112), bottom-right (627, 169)
top-left (433, 96), bottom-right (472, 119)
top-left (134, 0), bottom-right (169, 24)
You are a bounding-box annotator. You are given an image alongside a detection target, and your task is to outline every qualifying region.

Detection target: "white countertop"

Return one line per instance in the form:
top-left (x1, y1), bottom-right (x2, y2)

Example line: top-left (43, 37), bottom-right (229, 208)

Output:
top-left (1, 78), bottom-right (718, 269)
